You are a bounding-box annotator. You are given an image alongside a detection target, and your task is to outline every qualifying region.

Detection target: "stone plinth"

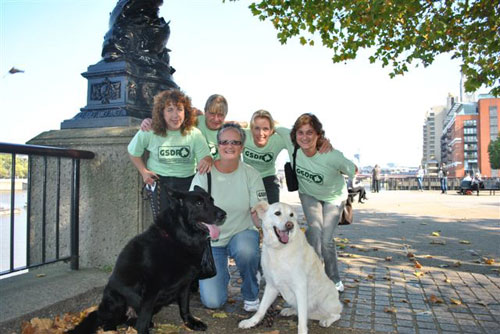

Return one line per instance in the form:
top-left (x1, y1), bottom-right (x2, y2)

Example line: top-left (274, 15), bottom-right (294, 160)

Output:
top-left (28, 127), bottom-right (151, 268)
top-left (61, 60), bottom-right (178, 129)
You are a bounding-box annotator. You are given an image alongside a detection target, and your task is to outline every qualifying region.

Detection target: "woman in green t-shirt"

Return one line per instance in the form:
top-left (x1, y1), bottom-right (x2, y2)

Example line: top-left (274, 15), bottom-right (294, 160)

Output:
top-left (290, 113), bottom-right (357, 293)
top-left (128, 89), bottom-right (212, 213)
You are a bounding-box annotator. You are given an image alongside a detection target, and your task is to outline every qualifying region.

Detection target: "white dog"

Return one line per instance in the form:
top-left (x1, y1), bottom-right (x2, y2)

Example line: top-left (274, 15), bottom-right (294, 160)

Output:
top-left (239, 202), bottom-right (342, 334)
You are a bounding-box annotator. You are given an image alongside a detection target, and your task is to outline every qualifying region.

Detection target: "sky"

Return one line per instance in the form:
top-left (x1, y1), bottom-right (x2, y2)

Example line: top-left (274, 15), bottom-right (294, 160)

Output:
top-left (0, 0), bottom-right (489, 167)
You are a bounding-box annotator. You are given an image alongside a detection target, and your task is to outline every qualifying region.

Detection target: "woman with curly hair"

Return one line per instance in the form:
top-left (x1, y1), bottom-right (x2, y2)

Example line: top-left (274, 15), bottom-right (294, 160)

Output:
top-left (128, 89), bottom-right (212, 211)
top-left (288, 113), bottom-right (356, 293)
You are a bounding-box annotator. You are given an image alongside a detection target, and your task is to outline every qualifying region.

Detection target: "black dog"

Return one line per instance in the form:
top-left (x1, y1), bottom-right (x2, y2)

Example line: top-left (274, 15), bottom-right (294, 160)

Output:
top-left (67, 186), bottom-right (226, 334)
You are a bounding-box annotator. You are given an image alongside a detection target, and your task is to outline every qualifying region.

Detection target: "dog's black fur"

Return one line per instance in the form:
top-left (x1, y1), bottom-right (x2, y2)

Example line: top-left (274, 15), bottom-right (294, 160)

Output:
top-left (67, 186), bottom-right (226, 334)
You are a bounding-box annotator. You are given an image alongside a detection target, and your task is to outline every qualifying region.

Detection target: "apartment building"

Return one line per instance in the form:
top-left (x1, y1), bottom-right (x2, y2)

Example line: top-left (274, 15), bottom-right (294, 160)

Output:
top-left (440, 95), bottom-right (499, 178)
top-left (422, 105), bottom-right (446, 173)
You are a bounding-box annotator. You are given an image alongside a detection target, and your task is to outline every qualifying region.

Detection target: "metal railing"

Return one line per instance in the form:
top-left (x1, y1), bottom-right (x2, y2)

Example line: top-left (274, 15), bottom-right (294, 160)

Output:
top-left (0, 142), bottom-right (94, 276)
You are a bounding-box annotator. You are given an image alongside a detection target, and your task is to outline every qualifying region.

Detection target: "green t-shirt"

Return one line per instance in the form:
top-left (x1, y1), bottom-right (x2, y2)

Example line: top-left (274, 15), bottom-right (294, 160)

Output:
top-left (242, 128), bottom-right (287, 178)
top-left (290, 147), bottom-right (356, 205)
top-left (196, 115), bottom-right (219, 159)
top-left (128, 128), bottom-right (211, 178)
top-left (190, 161), bottom-right (267, 247)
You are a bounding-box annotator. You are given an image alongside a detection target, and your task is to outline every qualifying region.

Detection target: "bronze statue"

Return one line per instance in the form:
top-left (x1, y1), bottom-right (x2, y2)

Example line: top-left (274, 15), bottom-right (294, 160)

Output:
top-left (102, 0), bottom-right (175, 78)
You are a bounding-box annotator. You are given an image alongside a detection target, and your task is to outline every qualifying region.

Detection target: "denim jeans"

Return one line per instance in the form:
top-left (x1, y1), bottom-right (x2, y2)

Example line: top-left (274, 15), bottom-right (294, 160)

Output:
top-left (417, 177), bottom-right (423, 190)
top-left (299, 192), bottom-right (343, 283)
top-left (440, 178), bottom-right (448, 192)
top-left (199, 229), bottom-right (260, 308)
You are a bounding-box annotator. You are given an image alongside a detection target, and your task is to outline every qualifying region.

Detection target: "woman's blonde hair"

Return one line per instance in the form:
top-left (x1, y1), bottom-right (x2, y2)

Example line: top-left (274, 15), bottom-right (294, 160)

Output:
top-left (151, 89), bottom-right (195, 136)
top-left (250, 109), bottom-right (275, 133)
top-left (204, 94), bottom-right (228, 116)
top-left (290, 113), bottom-right (326, 149)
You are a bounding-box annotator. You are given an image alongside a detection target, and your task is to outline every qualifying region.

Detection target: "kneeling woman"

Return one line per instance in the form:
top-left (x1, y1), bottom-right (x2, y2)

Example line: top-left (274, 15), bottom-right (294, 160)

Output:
top-left (128, 89), bottom-right (212, 213)
top-left (289, 113), bottom-right (356, 292)
top-left (190, 123), bottom-right (267, 312)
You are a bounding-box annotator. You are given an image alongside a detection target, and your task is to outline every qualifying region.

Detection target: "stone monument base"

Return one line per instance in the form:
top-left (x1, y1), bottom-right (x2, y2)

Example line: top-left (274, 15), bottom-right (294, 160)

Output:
top-left (28, 126), bottom-right (152, 269)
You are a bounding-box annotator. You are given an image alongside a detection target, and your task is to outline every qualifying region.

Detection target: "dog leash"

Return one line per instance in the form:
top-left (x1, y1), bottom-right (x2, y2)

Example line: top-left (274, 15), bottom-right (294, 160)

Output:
top-left (141, 180), bottom-right (161, 220)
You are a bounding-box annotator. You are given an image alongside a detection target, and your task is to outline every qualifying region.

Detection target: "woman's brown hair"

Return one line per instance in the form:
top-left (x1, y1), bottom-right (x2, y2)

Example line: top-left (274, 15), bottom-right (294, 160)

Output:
top-left (151, 89), bottom-right (196, 136)
top-left (290, 113), bottom-right (326, 149)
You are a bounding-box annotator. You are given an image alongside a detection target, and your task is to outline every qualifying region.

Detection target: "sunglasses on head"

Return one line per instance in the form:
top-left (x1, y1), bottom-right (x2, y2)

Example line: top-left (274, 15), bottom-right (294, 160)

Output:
top-left (218, 140), bottom-right (242, 146)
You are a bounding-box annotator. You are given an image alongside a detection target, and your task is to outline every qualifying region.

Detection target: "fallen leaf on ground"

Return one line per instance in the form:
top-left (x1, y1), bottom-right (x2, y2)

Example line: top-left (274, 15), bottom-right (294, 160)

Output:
top-left (414, 261), bottom-right (423, 269)
top-left (385, 256), bottom-right (392, 261)
top-left (384, 307), bottom-right (397, 313)
top-left (344, 299), bottom-right (351, 304)
top-left (337, 243), bottom-right (346, 249)
top-left (483, 258), bottom-right (495, 265)
top-left (407, 252), bottom-right (415, 258)
top-left (401, 299), bottom-right (408, 303)
top-left (212, 312), bottom-right (228, 319)
top-left (424, 254), bottom-right (433, 258)
top-left (453, 261), bottom-right (462, 267)
top-left (450, 298), bottom-right (462, 305)
top-left (372, 247), bottom-right (379, 251)
top-left (430, 240), bottom-right (446, 245)
top-left (439, 264), bottom-right (449, 268)
top-left (36, 273), bottom-right (46, 278)
top-left (444, 278), bottom-right (451, 283)
top-left (413, 271), bottom-right (424, 278)
top-left (459, 240), bottom-right (471, 244)
top-left (431, 232), bottom-right (440, 237)
top-left (474, 260), bottom-right (482, 264)
top-left (429, 294), bottom-right (444, 304)
top-left (367, 274), bottom-right (374, 280)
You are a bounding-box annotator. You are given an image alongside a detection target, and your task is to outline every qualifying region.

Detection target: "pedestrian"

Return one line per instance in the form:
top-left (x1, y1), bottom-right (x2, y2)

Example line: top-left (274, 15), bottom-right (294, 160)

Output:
top-left (438, 162), bottom-right (448, 194)
top-left (287, 113), bottom-right (357, 292)
top-left (372, 164), bottom-right (381, 193)
top-left (190, 123), bottom-right (267, 312)
top-left (416, 165), bottom-right (425, 191)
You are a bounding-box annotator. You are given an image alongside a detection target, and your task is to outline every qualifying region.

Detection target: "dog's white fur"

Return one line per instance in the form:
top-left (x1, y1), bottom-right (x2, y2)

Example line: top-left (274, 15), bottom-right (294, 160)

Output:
top-left (239, 202), bottom-right (342, 334)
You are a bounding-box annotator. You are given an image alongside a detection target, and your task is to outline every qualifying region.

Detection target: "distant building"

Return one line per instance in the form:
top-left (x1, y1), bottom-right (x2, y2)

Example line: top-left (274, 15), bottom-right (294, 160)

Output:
top-left (440, 94), bottom-right (499, 178)
top-left (422, 105), bottom-right (446, 168)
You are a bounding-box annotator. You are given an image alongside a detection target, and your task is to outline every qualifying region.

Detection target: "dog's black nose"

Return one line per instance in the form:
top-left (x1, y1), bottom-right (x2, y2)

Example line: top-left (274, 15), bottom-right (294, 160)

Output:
top-left (217, 209), bottom-right (227, 221)
top-left (285, 221), bottom-right (294, 230)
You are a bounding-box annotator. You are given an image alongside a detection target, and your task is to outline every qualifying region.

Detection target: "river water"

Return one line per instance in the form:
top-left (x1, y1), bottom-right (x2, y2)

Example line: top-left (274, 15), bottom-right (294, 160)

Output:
top-left (0, 190), bottom-right (27, 276)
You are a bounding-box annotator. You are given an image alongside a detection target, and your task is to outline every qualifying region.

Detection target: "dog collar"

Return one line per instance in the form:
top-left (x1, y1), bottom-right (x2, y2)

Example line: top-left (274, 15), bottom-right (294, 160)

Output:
top-left (160, 230), bottom-right (169, 239)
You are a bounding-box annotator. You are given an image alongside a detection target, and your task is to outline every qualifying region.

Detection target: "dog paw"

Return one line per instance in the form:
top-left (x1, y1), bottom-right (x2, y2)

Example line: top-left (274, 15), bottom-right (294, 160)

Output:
top-left (238, 318), bottom-right (258, 329)
top-left (319, 314), bottom-right (341, 327)
top-left (185, 317), bottom-right (207, 331)
top-left (280, 307), bottom-right (297, 317)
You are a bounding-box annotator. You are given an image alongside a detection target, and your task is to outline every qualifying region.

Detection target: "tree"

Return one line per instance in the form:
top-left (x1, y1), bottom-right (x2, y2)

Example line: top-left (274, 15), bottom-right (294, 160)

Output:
top-left (488, 137), bottom-right (500, 170)
top-left (0, 154), bottom-right (28, 179)
top-left (229, 0), bottom-right (500, 96)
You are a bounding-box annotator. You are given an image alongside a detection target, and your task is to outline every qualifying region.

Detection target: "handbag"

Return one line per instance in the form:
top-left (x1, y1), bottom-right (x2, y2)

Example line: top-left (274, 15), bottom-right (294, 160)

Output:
top-left (339, 197), bottom-right (353, 225)
top-left (284, 146), bottom-right (299, 192)
top-left (199, 172), bottom-right (217, 279)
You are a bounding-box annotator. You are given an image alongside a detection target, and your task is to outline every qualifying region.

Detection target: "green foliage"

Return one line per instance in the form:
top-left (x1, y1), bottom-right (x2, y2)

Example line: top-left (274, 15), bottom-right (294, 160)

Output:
top-left (488, 137), bottom-right (500, 170)
top-left (0, 154), bottom-right (29, 179)
top-left (227, 0), bottom-right (500, 96)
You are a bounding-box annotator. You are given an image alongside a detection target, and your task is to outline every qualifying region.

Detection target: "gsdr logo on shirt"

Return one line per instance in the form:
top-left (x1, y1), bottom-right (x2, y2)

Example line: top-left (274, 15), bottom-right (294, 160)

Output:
top-left (158, 146), bottom-right (191, 163)
top-left (244, 148), bottom-right (274, 165)
top-left (296, 166), bottom-right (324, 185)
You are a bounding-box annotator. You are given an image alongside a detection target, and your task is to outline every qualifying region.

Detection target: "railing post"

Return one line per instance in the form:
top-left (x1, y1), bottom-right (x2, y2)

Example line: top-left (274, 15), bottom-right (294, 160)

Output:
top-left (70, 158), bottom-right (80, 270)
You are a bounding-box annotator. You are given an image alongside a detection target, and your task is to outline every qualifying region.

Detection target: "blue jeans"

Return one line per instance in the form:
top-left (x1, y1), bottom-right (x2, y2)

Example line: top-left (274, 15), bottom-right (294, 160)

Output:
top-left (299, 192), bottom-right (343, 283)
top-left (440, 178), bottom-right (447, 192)
top-left (199, 229), bottom-right (260, 308)
top-left (417, 177), bottom-right (423, 190)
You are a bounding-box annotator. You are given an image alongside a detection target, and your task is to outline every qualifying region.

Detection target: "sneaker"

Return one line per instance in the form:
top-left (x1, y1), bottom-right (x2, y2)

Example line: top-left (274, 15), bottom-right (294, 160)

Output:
top-left (243, 299), bottom-right (260, 312)
top-left (335, 281), bottom-right (344, 292)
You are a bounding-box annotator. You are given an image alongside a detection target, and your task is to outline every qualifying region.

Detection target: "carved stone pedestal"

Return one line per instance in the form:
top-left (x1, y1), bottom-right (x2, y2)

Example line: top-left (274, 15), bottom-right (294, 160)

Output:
top-left (61, 60), bottom-right (177, 129)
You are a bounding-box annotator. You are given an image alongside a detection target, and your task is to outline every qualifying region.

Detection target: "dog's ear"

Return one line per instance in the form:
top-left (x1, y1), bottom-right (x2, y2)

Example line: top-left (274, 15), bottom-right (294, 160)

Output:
top-left (193, 185), bottom-right (207, 194)
top-left (165, 186), bottom-right (183, 207)
top-left (253, 201), bottom-right (269, 220)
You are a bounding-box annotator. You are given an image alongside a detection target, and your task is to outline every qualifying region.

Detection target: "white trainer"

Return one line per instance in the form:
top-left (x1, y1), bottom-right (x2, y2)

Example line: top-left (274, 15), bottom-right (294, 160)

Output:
top-left (335, 281), bottom-right (344, 292)
top-left (243, 299), bottom-right (260, 312)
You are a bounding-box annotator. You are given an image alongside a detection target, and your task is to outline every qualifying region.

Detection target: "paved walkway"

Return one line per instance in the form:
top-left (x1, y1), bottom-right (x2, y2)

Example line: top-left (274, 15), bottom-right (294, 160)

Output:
top-left (1, 190), bottom-right (499, 333)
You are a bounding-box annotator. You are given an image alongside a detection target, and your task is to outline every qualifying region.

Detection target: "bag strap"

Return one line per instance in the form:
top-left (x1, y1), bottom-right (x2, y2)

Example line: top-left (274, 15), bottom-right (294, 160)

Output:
top-left (207, 172), bottom-right (212, 195)
top-left (292, 145), bottom-right (298, 172)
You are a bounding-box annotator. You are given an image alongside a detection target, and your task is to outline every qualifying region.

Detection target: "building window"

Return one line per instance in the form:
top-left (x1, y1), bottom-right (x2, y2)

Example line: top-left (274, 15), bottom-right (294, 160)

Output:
top-left (490, 106), bottom-right (498, 140)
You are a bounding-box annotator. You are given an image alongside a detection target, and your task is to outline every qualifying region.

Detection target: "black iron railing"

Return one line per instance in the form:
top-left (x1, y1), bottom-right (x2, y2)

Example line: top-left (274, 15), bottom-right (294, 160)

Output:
top-left (0, 142), bottom-right (94, 276)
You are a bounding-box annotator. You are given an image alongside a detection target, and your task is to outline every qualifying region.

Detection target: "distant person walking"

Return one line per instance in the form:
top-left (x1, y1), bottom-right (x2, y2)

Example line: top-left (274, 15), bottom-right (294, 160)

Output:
top-left (416, 165), bottom-right (425, 191)
top-left (438, 162), bottom-right (448, 194)
top-left (372, 164), bottom-right (381, 193)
